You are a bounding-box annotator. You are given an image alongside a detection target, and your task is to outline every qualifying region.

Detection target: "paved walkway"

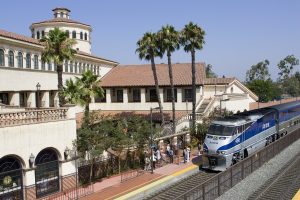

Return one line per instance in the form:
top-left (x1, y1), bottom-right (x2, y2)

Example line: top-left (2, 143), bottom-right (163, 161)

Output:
top-left (81, 154), bottom-right (201, 200)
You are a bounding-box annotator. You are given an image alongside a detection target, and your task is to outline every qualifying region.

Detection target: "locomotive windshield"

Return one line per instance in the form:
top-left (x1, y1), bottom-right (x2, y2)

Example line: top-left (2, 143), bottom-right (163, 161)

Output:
top-left (208, 124), bottom-right (236, 136)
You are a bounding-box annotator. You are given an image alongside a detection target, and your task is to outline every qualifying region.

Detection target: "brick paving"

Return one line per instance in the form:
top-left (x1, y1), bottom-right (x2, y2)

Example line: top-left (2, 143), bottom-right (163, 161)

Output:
top-left (80, 154), bottom-right (201, 200)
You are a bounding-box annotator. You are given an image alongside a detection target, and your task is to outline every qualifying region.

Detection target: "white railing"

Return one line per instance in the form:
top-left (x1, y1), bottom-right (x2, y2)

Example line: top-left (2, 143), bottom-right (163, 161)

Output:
top-left (0, 108), bottom-right (68, 127)
top-left (202, 97), bottom-right (217, 117)
top-left (195, 96), bottom-right (204, 111)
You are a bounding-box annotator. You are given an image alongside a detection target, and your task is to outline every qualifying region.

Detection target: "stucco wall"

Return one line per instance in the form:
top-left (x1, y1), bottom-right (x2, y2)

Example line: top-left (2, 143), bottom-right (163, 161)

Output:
top-left (0, 119), bottom-right (76, 169)
top-left (33, 25), bottom-right (91, 54)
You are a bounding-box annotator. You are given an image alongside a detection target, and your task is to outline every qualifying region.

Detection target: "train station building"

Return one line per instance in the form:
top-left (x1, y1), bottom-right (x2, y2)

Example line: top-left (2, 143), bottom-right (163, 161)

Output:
top-left (0, 8), bottom-right (257, 199)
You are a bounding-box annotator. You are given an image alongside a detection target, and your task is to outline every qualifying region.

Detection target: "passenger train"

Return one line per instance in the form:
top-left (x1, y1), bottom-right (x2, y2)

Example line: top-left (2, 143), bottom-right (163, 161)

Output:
top-left (202, 101), bottom-right (300, 171)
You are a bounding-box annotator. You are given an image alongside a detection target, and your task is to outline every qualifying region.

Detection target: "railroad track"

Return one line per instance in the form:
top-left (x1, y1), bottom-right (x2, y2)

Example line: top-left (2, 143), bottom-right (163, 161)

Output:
top-left (248, 152), bottom-right (300, 200)
top-left (145, 170), bottom-right (217, 200)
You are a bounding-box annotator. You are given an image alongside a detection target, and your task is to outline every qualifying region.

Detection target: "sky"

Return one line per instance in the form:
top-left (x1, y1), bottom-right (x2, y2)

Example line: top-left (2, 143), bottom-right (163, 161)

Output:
top-left (1, 1), bottom-right (300, 81)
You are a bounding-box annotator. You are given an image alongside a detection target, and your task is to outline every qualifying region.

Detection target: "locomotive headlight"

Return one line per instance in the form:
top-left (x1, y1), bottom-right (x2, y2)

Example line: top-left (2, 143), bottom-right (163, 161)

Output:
top-left (217, 150), bottom-right (226, 155)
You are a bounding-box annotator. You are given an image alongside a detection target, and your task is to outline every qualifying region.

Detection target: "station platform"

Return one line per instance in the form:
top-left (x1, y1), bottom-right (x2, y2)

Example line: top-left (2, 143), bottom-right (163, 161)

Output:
top-left (293, 189), bottom-right (300, 200)
top-left (81, 155), bottom-right (201, 200)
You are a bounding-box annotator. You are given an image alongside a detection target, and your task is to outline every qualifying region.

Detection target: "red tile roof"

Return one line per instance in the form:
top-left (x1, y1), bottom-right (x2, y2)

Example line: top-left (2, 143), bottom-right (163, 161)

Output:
top-left (101, 63), bottom-right (206, 87)
top-left (31, 18), bottom-right (90, 27)
top-left (0, 29), bottom-right (41, 45)
top-left (77, 50), bottom-right (118, 64)
top-left (52, 8), bottom-right (71, 12)
top-left (0, 29), bottom-right (116, 63)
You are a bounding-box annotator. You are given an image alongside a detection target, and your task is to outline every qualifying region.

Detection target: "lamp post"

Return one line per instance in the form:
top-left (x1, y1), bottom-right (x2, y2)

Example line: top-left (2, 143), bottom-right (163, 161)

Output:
top-left (36, 82), bottom-right (41, 109)
top-left (150, 106), bottom-right (159, 174)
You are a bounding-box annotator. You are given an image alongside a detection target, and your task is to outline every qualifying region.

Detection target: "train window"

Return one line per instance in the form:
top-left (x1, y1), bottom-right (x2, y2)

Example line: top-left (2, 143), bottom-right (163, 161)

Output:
top-left (238, 126), bottom-right (243, 133)
top-left (208, 124), bottom-right (237, 136)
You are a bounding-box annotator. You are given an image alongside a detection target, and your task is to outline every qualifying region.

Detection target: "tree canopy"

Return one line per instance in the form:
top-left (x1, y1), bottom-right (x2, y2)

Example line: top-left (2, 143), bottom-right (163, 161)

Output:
top-left (40, 27), bottom-right (76, 106)
top-left (246, 60), bottom-right (270, 82)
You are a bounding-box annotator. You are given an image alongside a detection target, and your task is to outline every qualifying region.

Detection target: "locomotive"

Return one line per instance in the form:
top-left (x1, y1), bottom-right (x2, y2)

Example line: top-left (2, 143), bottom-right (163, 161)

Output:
top-left (202, 101), bottom-right (300, 171)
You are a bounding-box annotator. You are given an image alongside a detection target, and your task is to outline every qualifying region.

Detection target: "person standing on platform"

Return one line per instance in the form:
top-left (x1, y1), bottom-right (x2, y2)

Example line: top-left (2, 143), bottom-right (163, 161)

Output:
top-left (183, 147), bottom-right (187, 163)
top-left (197, 142), bottom-right (202, 155)
top-left (169, 148), bottom-right (174, 163)
top-left (186, 146), bottom-right (190, 162)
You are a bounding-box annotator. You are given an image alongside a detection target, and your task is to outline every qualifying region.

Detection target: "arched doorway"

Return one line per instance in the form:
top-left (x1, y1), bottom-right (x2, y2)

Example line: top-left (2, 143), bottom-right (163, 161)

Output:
top-left (35, 148), bottom-right (59, 198)
top-left (0, 156), bottom-right (23, 200)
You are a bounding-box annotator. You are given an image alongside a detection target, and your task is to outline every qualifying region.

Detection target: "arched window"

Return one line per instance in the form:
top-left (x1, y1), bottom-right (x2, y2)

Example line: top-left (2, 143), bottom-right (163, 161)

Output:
top-left (41, 30), bottom-right (45, 38)
top-left (64, 61), bottom-right (68, 72)
top-left (0, 156), bottom-right (23, 200)
top-left (48, 62), bottom-right (52, 71)
top-left (65, 30), bottom-right (69, 38)
top-left (34, 55), bottom-right (39, 69)
top-left (8, 50), bottom-right (14, 67)
top-left (74, 62), bottom-right (78, 73)
top-left (84, 32), bottom-right (87, 40)
top-left (26, 53), bottom-right (31, 68)
top-left (70, 61), bottom-right (73, 73)
top-left (83, 63), bottom-right (86, 72)
top-left (36, 31), bottom-right (40, 39)
top-left (35, 148), bottom-right (59, 198)
top-left (72, 31), bottom-right (76, 39)
top-left (0, 49), bottom-right (4, 66)
top-left (80, 32), bottom-right (83, 40)
top-left (41, 61), bottom-right (45, 70)
top-left (17, 52), bottom-right (23, 68)
top-left (231, 87), bottom-right (233, 93)
top-left (78, 63), bottom-right (82, 73)
top-left (60, 12), bottom-right (63, 17)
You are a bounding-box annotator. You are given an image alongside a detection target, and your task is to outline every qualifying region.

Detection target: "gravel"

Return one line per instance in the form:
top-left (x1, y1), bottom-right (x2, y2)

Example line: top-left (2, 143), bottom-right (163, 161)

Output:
top-left (216, 137), bottom-right (300, 200)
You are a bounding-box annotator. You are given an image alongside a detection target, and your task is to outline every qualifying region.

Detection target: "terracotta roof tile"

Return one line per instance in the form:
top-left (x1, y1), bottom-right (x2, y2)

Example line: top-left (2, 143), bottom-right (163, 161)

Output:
top-left (31, 18), bottom-right (90, 27)
top-left (0, 29), bottom-right (115, 63)
top-left (0, 29), bottom-right (41, 45)
top-left (77, 50), bottom-right (118, 64)
top-left (101, 63), bottom-right (205, 87)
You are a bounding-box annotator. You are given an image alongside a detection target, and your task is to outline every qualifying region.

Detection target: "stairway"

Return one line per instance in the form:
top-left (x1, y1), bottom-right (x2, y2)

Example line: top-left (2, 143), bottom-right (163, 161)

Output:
top-left (197, 98), bottom-right (211, 113)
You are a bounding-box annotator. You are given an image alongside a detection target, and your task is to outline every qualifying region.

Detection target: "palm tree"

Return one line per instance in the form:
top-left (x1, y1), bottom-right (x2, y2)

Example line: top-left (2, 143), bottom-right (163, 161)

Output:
top-left (180, 22), bottom-right (205, 134)
top-left (64, 70), bottom-right (104, 125)
top-left (63, 79), bottom-right (82, 104)
top-left (157, 25), bottom-right (180, 134)
top-left (41, 27), bottom-right (76, 107)
top-left (136, 32), bottom-right (164, 124)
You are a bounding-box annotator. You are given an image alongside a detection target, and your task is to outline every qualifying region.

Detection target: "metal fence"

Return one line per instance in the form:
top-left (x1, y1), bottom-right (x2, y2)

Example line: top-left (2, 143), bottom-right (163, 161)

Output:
top-left (176, 128), bottom-right (300, 200)
top-left (121, 169), bottom-right (144, 182)
top-left (42, 184), bottom-right (93, 200)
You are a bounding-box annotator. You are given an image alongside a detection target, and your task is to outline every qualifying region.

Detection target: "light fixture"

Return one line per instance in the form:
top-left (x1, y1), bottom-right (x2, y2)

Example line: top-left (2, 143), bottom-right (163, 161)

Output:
top-left (36, 82), bottom-right (41, 91)
top-left (36, 82), bottom-right (41, 109)
top-left (64, 146), bottom-right (70, 160)
top-left (29, 153), bottom-right (35, 168)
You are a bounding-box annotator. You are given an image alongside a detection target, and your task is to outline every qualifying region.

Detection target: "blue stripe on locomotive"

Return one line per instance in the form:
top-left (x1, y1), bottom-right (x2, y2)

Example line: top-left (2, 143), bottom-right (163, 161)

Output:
top-left (217, 118), bottom-right (276, 151)
top-left (216, 101), bottom-right (300, 152)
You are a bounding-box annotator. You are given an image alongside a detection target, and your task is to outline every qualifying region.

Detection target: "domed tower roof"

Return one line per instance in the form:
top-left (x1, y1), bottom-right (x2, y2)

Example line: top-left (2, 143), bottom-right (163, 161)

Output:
top-left (30, 8), bottom-right (91, 30)
top-left (30, 8), bottom-right (92, 54)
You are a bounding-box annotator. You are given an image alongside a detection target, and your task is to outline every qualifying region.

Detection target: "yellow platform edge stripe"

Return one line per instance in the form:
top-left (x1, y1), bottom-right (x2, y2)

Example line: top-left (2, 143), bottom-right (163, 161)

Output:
top-left (115, 165), bottom-right (198, 200)
top-left (293, 189), bottom-right (300, 200)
